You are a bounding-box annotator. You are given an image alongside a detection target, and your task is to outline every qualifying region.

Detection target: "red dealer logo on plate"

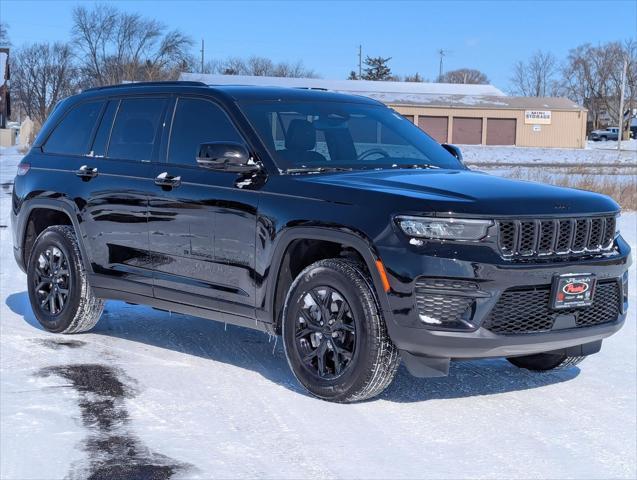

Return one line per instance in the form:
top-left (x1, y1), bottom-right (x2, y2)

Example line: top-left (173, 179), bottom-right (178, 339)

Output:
top-left (562, 281), bottom-right (590, 295)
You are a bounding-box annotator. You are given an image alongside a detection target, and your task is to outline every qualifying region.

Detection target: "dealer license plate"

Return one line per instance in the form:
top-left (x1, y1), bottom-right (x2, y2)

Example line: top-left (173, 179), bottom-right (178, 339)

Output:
top-left (551, 274), bottom-right (596, 309)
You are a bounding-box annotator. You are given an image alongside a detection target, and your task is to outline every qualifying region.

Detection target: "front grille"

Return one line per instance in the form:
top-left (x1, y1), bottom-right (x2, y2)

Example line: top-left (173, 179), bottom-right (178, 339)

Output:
top-left (482, 281), bottom-right (621, 335)
top-left (497, 216), bottom-right (616, 259)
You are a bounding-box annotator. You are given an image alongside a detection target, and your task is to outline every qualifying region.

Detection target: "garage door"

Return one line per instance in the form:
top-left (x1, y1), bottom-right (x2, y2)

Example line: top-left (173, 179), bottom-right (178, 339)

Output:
top-left (402, 114), bottom-right (415, 123)
top-left (418, 116), bottom-right (448, 143)
top-left (486, 118), bottom-right (516, 145)
top-left (452, 117), bottom-right (482, 144)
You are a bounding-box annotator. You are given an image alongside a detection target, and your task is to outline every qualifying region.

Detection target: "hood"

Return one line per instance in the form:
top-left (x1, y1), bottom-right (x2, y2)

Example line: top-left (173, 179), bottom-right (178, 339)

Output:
top-left (295, 169), bottom-right (619, 216)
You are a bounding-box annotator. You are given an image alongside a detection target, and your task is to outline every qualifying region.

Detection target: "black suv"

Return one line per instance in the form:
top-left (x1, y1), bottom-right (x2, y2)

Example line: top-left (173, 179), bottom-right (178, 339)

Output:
top-left (11, 81), bottom-right (631, 402)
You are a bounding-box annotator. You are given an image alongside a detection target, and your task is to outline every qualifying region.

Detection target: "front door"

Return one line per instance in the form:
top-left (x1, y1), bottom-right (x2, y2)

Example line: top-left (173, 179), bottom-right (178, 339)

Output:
top-left (149, 97), bottom-right (260, 318)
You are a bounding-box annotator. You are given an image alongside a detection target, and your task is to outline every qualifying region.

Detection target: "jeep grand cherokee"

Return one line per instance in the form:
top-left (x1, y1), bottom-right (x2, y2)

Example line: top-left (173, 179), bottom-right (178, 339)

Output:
top-left (11, 81), bottom-right (631, 402)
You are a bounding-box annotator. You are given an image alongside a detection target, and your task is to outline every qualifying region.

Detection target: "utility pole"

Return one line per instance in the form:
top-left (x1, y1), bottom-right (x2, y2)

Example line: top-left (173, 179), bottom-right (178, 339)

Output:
top-left (438, 49), bottom-right (446, 81)
top-left (617, 57), bottom-right (627, 152)
top-left (200, 39), bottom-right (205, 74)
top-left (358, 45), bottom-right (362, 79)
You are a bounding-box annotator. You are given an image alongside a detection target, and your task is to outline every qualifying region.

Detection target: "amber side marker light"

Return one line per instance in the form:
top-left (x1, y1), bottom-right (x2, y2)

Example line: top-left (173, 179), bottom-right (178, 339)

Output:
top-left (375, 260), bottom-right (391, 292)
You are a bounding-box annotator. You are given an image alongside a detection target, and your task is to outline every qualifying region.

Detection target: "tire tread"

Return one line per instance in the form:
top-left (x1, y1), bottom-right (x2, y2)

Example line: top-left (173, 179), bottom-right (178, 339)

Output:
top-left (283, 258), bottom-right (399, 403)
top-left (31, 225), bottom-right (104, 334)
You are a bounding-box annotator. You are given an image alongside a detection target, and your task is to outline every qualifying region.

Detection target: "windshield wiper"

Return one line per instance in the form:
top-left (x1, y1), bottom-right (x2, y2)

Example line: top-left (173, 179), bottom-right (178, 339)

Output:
top-left (285, 166), bottom-right (353, 174)
top-left (393, 163), bottom-right (440, 170)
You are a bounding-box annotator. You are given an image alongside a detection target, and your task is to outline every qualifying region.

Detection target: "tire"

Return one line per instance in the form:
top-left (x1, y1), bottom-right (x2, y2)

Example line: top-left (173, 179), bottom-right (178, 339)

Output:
top-left (507, 352), bottom-right (586, 371)
top-left (282, 258), bottom-right (399, 402)
top-left (27, 225), bottom-right (104, 334)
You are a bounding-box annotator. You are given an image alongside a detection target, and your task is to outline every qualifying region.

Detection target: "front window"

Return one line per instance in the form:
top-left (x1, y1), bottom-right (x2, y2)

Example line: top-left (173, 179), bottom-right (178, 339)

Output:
top-left (240, 101), bottom-right (464, 172)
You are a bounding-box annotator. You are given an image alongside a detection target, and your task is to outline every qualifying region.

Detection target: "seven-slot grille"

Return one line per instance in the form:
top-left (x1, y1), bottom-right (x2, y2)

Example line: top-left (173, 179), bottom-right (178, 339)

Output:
top-left (497, 216), bottom-right (616, 258)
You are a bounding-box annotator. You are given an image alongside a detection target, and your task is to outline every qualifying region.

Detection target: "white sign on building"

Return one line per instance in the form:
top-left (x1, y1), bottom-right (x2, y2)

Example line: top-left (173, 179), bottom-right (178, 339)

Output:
top-left (525, 110), bottom-right (552, 125)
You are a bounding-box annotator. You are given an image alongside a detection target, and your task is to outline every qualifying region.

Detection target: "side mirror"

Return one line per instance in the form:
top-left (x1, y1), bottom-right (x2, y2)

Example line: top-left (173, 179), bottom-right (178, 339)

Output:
top-left (196, 142), bottom-right (259, 173)
top-left (441, 143), bottom-right (463, 162)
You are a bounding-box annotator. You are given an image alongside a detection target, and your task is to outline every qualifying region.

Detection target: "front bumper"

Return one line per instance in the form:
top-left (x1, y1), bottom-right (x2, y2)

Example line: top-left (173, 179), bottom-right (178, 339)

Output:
top-left (380, 235), bottom-right (631, 360)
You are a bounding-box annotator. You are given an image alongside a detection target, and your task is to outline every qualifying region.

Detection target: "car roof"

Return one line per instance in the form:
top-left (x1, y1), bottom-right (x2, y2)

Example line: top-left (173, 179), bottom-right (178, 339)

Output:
top-left (79, 81), bottom-right (382, 106)
top-left (210, 85), bottom-right (381, 105)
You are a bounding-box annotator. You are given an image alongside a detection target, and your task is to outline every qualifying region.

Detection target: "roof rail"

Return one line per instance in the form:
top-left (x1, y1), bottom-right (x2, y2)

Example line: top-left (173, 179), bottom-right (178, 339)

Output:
top-left (82, 81), bottom-right (207, 93)
top-left (295, 87), bottom-right (329, 91)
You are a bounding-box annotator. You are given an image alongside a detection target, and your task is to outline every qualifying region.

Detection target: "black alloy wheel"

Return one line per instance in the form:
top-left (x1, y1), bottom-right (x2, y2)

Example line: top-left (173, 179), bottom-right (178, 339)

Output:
top-left (282, 259), bottom-right (400, 402)
top-left (27, 225), bottom-right (104, 334)
top-left (33, 245), bottom-right (71, 316)
top-left (294, 286), bottom-right (356, 379)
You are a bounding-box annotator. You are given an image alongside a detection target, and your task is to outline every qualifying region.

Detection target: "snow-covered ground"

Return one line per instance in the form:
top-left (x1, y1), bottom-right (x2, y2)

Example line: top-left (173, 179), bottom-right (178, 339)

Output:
top-left (1, 147), bottom-right (635, 479)
top-left (461, 142), bottom-right (637, 166)
top-left (587, 139), bottom-right (637, 152)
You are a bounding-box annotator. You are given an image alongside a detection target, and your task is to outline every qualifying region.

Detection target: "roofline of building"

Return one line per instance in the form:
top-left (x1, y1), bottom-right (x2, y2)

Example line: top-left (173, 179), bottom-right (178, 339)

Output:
top-left (387, 102), bottom-right (588, 113)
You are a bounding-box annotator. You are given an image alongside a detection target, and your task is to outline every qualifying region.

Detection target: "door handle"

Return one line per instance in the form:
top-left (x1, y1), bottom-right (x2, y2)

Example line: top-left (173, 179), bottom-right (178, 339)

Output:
top-left (155, 172), bottom-right (181, 188)
top-left (76, 165), bottom-right (98, 179)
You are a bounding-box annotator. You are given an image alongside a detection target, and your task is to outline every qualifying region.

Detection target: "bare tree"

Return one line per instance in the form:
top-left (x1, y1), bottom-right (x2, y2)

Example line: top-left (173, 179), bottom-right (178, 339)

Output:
top-left (438, 68), bottom-right (489, 84)
top-left (404, 72), bottom-right (424, 82)
top-left (562, 40), bottom-right (636, 132)
top-left (511, 50), bottom-right (561, 96)
top-left (12, 42), bottom-right (77, 126)
top-left (71, 4), bottom-right (193, 86)
top-left (0, 22), bottom-right (10, 47)
top-left (197, 55), bottom-right (316, 78)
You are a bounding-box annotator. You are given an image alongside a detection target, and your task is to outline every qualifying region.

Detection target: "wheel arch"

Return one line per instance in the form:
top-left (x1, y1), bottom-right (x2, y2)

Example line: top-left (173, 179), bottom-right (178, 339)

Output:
top-left (16, 199), bottom-right (91, 273)
top-left (264, 227), bottom-right (390, 334)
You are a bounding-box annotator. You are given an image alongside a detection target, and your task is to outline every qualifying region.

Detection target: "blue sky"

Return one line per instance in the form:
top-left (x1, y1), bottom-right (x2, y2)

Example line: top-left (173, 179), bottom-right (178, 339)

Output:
top-left (2, 0), bottom-right (636, 91)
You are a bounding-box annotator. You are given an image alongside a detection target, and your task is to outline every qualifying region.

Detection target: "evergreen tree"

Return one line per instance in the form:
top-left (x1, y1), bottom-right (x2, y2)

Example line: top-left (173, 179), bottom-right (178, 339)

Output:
top-left (362, 56), bottom-right (392, 81)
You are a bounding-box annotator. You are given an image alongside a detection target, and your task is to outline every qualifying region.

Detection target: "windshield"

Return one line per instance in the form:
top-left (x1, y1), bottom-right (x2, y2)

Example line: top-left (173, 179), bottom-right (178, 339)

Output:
top-left (239, 101), bottom-right (464, 172)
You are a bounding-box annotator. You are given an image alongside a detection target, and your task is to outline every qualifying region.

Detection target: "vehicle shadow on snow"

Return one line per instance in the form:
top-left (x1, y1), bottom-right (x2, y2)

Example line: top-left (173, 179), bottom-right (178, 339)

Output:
top-left (7, 292), bottom-right (579, 403)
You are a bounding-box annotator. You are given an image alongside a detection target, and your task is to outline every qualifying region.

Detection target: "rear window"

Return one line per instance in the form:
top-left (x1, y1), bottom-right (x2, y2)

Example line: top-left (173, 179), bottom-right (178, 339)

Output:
top-left (107, 97), bottom-right (168, 162)
top-left (43, 101), bottom-right (104, 155)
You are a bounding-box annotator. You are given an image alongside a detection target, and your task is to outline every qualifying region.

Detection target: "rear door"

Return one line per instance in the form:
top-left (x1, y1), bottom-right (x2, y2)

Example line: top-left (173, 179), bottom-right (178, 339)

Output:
top-left (148, 96), bottom-right (259, 318)
top-left (80, 95), bottom-right (170, 296)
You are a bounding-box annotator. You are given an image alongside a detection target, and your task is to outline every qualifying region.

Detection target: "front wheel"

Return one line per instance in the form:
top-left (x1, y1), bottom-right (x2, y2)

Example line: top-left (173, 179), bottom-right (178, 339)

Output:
top-left (27, 225), bottom-right (104, 333)
top-left (507, 352), bottom-right (586, 371)
top-left (282, 259), bottom-right (399, 402)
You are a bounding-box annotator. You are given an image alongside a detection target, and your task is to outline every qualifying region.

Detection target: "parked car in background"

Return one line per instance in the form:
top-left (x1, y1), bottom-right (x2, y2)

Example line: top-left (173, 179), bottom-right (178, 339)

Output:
top-left (11, 81), bottom-right (631, 402)
top-left (589, 127), bottom-right (619, 141)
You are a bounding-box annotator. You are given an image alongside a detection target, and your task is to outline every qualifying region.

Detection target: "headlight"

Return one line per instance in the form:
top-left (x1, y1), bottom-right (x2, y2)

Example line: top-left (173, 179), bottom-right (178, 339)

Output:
top-left (396, 216), bottom-right (492, 241)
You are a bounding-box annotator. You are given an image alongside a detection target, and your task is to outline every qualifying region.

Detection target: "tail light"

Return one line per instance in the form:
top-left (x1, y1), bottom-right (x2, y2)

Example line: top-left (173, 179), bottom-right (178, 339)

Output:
top-left (17, 163), bottom-right (30, 176)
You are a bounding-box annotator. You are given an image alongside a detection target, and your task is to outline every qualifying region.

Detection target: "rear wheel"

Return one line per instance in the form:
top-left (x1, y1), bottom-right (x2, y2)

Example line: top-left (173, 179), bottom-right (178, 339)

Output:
top-left (27, 225), bottom-right (104, 333)
top-left (282, 259), bottom-right (399, 402)
top-left (507, 352), bottom-right (586, 371)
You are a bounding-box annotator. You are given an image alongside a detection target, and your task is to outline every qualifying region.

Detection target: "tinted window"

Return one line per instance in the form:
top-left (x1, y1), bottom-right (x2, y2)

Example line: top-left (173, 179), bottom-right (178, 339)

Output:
top-left (108, 97), bottom-right (167, 162)
top-left (168, 98), bottom-right (244, 166)
top-left (91, 100), bottom-right (118, 157)
top-left (43, 101), bottom-right (103, 155)
top-left (241, 102), bottom-right (463, 171)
